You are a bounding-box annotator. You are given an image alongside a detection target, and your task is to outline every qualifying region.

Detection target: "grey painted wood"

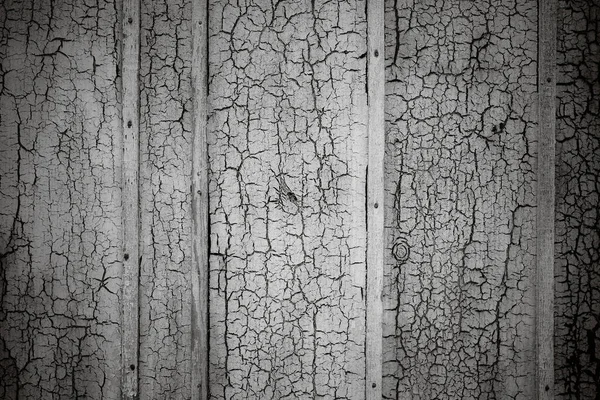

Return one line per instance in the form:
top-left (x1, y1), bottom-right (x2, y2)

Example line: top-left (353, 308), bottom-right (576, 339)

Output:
top-left (366, 1), bottom-right (385, 399)
top-left (121, 0), bottom-right (141, 398)
top-left (537, 0), bottom-right (557, 398)
top-left (191, 0), bottom-right (209, 399)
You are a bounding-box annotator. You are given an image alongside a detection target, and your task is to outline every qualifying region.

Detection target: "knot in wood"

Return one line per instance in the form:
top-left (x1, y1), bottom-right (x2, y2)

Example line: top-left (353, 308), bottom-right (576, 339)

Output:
top-left (392, 238), bottom-right (410, 264)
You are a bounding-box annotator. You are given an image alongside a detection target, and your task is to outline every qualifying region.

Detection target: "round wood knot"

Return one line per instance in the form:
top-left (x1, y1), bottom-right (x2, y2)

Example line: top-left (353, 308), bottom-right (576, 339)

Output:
top-left (392, 238), bottom-right (409, 264)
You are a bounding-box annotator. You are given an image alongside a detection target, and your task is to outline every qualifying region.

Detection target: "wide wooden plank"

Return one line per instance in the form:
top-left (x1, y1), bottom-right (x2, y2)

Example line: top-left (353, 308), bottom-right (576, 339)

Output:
top-left (191, 0), bottom-right (209, 399)
top-left (207, 1), bottom-right (368, 398)
top-left (554, 1), bottom-right (600, 398)
top-left (382, 1), bottom-right (539, 398)
top-left (537, 0), bottom-right (557, 399)
top-left (0, 1), bottom-right (123, 398)
top-left (366, 1), bottom-right (385, 399)
top-left (121, 0), bottom-right (141, 398)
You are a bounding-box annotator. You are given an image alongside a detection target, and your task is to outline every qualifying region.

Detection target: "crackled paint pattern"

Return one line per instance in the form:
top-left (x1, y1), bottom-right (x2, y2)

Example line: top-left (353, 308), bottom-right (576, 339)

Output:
top-left (207, 1), bottom-right (368, 398)
top-left (0, 1), bottom-right (122, 399)
top-left (555, 1), bottom-right (600, 398)
top-left (383, 1), bottom-right (538, 398)
top-left (138, 0), bottom-right (193, 397)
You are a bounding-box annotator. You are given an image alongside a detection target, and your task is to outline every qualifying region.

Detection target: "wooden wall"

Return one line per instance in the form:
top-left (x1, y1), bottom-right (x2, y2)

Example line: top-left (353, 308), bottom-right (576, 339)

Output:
top-left (0, 0), bottom-right (598, 399)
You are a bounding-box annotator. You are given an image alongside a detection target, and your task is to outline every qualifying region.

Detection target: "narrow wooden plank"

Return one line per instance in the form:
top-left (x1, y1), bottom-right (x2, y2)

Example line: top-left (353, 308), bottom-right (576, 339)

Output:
top-left (366, 1), bottom-right (385, 399)
top-left (121, 0), bottom-right (141, 398)
top-left (537, 1), bottom-right (556, 399)
top-left (191, 0), bottom-right (209, 399)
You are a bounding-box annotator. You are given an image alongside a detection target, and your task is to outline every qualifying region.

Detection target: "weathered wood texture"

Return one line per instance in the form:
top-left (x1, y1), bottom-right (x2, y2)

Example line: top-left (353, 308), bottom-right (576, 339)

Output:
top-left (191, 0), bottom-right (209, 399)
top-left (138, 0), bottom-right (193, 398)
top-left (366, 1), bottom-right (385, 399)
top-left (2, 2), bottom-right (600, 399)
top-left (121, 0), bottom-right (141, 397)
top-left (382, 0), bottom-right (538, 398)
top-left (207, 0), bottom-right (368, 398)
top-left (0, 1), bottom-right (123, 398)
top-left (554, 1), bottom-right (600, 398)
top-left (537, 0), bottom-right (556, 398)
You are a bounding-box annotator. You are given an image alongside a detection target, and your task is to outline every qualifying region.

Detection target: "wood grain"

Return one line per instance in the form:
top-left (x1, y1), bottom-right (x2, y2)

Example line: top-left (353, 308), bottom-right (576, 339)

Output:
top-left (121, 0), bottom-right (141, 398)
top-left (191, 0), bottom-right (209, 399)
top-left (366, 1), bottom-right (385, 399)
top-left (537, 0), bottom-right (557, 398)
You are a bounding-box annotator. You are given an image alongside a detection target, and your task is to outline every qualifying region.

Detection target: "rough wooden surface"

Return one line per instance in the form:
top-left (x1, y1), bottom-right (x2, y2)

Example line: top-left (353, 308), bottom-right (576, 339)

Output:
top-left (554, 1), bottom-right (600, 398)
top-left (191, 0), bottom-right (210, 398)
top-left (383, 0), bottom-right (538, 398)
top-left (537, 0), bottom-right (557, 398)
top-left (207, 0), bottom-right (368, 398)
top-left (1, 1), bottom-right (597, 399)
top-left (122, 0), bottom-right (141, 398)
top-left (0, 1), bottom-right (123, 398)
top-left (366, 1), bottom-right (385, 399)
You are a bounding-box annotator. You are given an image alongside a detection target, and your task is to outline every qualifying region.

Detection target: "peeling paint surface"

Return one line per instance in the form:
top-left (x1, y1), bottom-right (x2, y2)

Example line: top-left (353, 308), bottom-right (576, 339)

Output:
top-left (382, 1), bottom-right (538, 398)
top-left (555, 1), bottom-right (600, 398)
top-left (0, 1), bottom-right (122, 398)
top-left (138, 0), bottom-right (193, 397)
top-left (207, 1), bottom-right (368, 398)
top-left (1, 1), bottom-right (598, 398)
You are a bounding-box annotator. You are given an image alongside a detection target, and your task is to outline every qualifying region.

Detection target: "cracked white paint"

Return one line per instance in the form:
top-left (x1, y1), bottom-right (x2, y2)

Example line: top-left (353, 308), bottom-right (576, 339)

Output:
top-left (0, 1), bottom-right (122, 398)
top-left (555, 1), bottom-right (600, 398)
top-left (207, 1), bottom-right (368, 399)
top-left (1, 0), bottom-right (598, 399)
top-left (382, 0), bottom-right (538, 398)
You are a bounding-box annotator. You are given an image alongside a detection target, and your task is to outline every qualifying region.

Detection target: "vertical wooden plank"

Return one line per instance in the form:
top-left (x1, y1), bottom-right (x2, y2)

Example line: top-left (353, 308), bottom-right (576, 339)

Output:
top-left (121, 0), bottom-right (141, 398)
top-left (537, 0), bottom-right (556, 399)
top-left (137, 2), bottom-right (194, 395)
top-left (0, 1), bottom-right (124, 398)
top-left (554, 1), bottom-right (600, 397)
top-left (366, 1), bottom-right (385, 399)
top-left (383, 1), bottom-right (539, 397)
top-left (208, 2), bottom-right (367, 398)
top-left (191, 0), bottom-right (209, 399)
